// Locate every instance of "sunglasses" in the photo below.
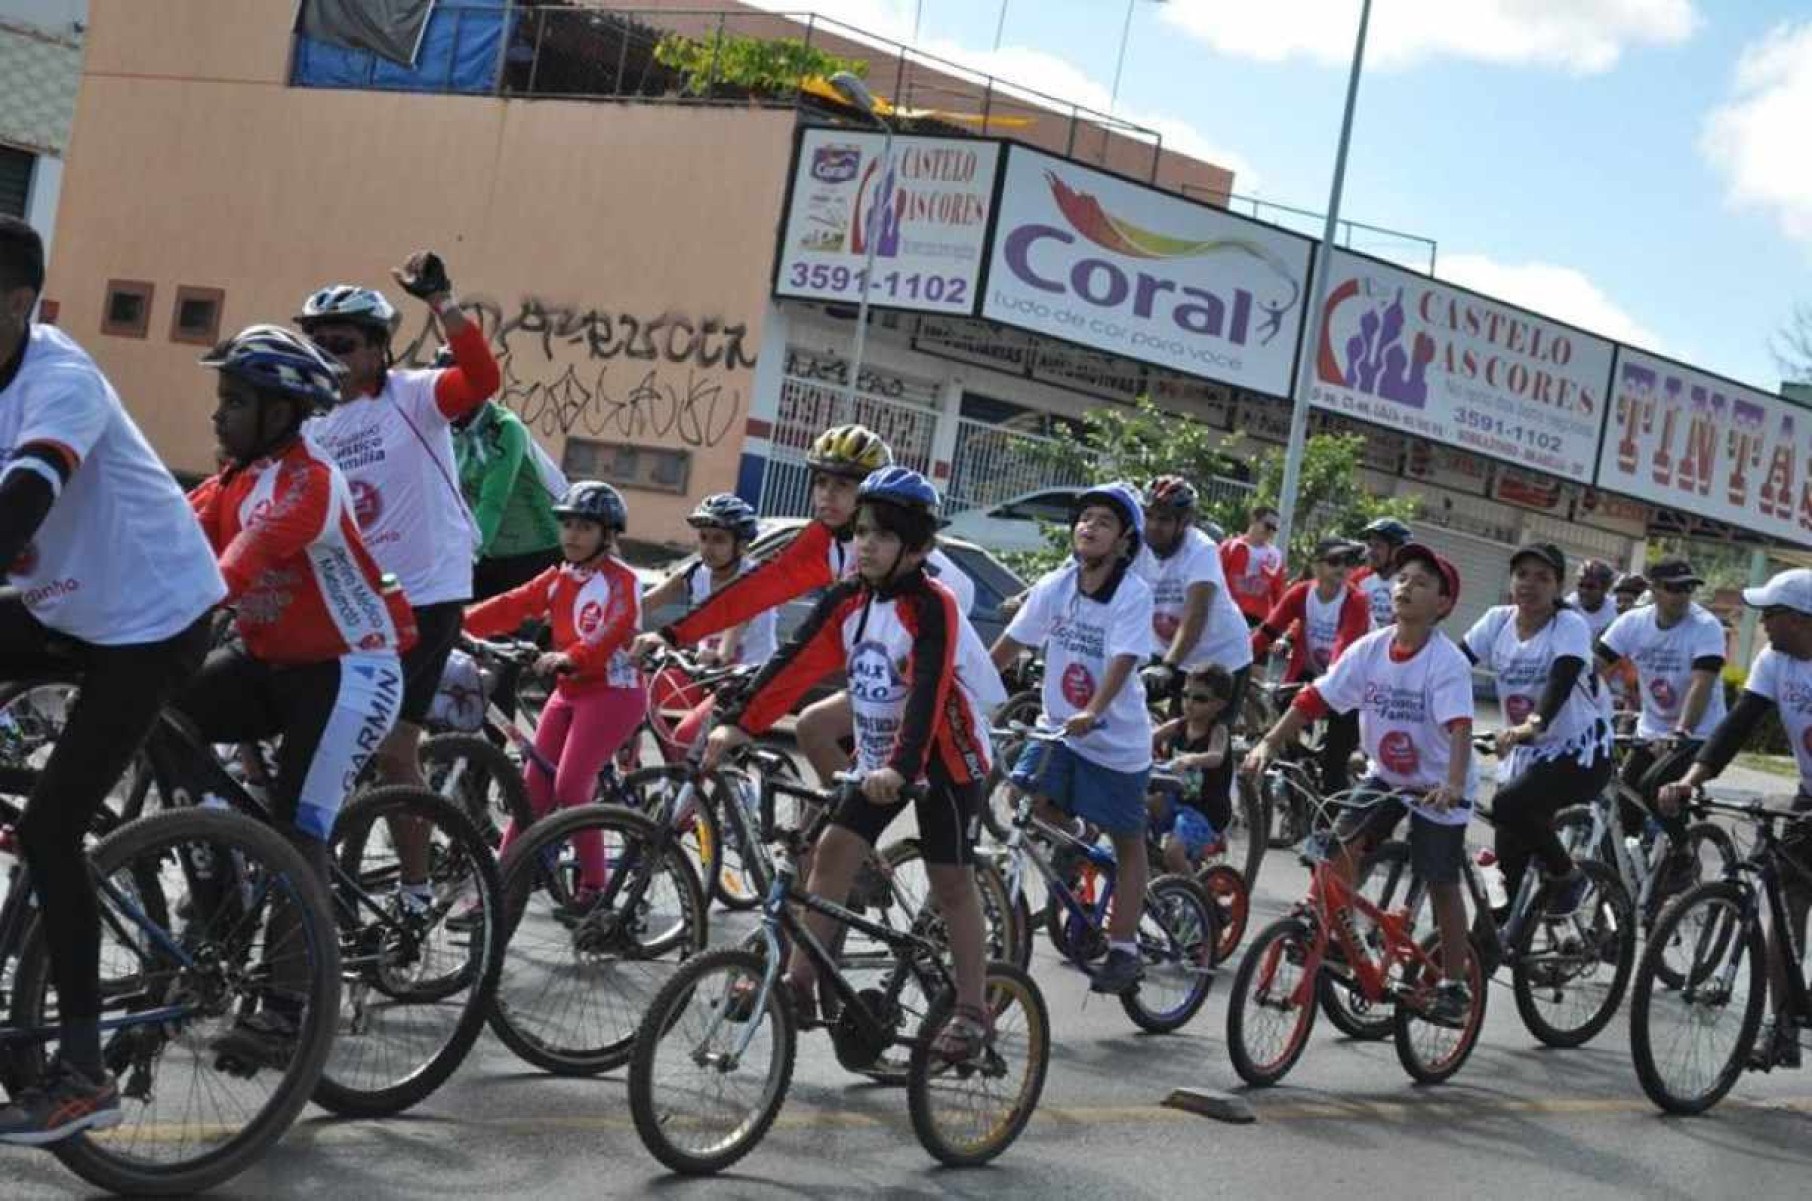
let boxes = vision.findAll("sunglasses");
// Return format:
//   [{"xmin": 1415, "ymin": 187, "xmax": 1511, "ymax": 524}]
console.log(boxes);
[
  {"xmin": 312, "ymin": 333, "xmax": 367, "ymax": 356},
  {"xmin": 1762, "ymin": 605, "xmax": 1802, "ymax": 620},
  {"xmin": 1657, "ymin": 581, "xmax": 1696, "ymax": 595},
  {"xmin": 1184, "ymin": 692, "xmax": 1221, "ymax": 703},
  {"xmin": 1261, "ymin": 521, "xmax": 1279, "ymax": 532}
]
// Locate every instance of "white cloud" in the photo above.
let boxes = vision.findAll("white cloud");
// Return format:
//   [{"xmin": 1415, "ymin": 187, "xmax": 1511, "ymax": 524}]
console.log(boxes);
[
  {"xmin": 1160, "ymin": 0, "xmax": 1698, "ymax": 74},
  {"xmin": 1702, "ymin": 21, "xmax": 1812, "ymax": 250},
  {"xmin": 1437, "ymin": 253, "xmax": 1665, "ymax": 351}
]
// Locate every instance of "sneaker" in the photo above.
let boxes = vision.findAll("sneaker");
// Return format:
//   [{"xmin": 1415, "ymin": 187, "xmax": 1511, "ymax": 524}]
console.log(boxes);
[
  {"xmin": 1748, "ymin": 1018, "xmax": 1803, "ymax": 1072},
  {"xmin": 1424, "ymin": 980, "xmax": 1473, "ymax": 1028},
  {"xmin": 1090, "ymin": 948, "xmax": 1144, "ymax": 995},
  {"xmin": 0, "ymin": 1059, "xmax": 121, "ymax": 1146},
  {"xmin": 210, "ymin": 1011, "xmax": 300, "ymax": 1077},
  {"xmin": 1544, "ymin": 869, "xmax": 1591, "ymax": 917},
  {"xmin": 393, "ymin": 886, "xmax": 435, "ymax": 921}
]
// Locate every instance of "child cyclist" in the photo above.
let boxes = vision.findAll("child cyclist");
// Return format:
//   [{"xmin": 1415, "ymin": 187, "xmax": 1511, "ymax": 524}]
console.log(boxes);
[
  {"xmin": 1149, "ymin": 665, "xmax": 1236, "ymax": 876},
  {"xmin": 702, "ymin": 467, "xmax": 998, "ymax": 1060},
  {"xmin": 990, "ymin": 482, "xmax": 1155, "ymax": 996},
  {"xmin": 463, "ymin": 481, "xmax": 643, "ymax": 905},
  {"xmin": 1242, "ymin": 543, "xmax": 1478, "ymax": 1026}
]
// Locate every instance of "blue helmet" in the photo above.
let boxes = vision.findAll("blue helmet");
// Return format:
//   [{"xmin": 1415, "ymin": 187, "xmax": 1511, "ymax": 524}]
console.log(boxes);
[
  {"xmin": 1075, "ymin": 481, "xmax": 1145, "ymax": 556},
  {"xmin": 857, "ymin": 465, "xmax": 940, "ymax": 516},
  {"xmin": 687, "ymin": 492, "xmax": 760, "ymax": 543},
  {"xmin": 200, "ymin": 324, "xmax": 347, "ymax": 413},
  {"xmin": 1360, "ymin": 516, "xmax": 1412, "ymax": 546},
  {"xmin": 552, "ymin": 480, "xmax": 627, "ymax": 530}
]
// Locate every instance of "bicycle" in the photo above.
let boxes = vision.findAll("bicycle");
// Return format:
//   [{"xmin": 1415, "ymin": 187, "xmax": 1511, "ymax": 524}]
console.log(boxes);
[
  {"xmin": 1226, "ymin": 787, "xmax": 1488, "ymax": 1086},
  {"xmin": 627, "ymin": 773, "xmax": 1050, "ymax": 1175},
  {"xmin": 1145, "ymin": 759, "xmax": 1251, "ymax": 963},
  {"xmin": 1628, "ymin": 790, "xmax": 1810, "ymax": 1114},
  {"xmin": 0, "ymin": 770, "xmax": 339, "ymax": 1193},
  {"xmin": 997, "ymin": 724, "xmax": 1219, "ymax": 1033}
]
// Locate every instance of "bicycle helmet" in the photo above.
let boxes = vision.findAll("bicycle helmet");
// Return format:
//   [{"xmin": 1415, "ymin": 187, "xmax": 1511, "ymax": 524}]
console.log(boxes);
[
  {"xmin": 1074, "ymin": 481, "xmax": 1145, "ymax": 556},
  {"xmin": 1578, "ymin": 559, "xmax": 1616, "ymax": 588},
  {"xmin": 857, "ymin": 465, "xmax": 940, "ymax": 514},
  {"xmin": 686, "ymin": 493, "xmax": 760, "ymax": 543},
  {"xmin": 200, "ymin": 324, "xmax": 347, "ymax": 413},
  {"xmin": 551, "ymin": 480, "xmax": 628, "ymax": 531},
  {"xmin": 296, "ymin": 284, "xmax": 401, "ymax": 338},
  {"xmin": 1613, "ymin": 572, "xmax": 1648, "ymax": 596},
  {"xmin": 806, "ymin": 424, "xmax": 893, "ymax": 480},
  {"xmin": 1142, "ymin": 474, "xmax": 1198, "ymax": 513},
  {"xmin": 1359, "ymin": 516, "xmax": 1413, "ymax": 546}
]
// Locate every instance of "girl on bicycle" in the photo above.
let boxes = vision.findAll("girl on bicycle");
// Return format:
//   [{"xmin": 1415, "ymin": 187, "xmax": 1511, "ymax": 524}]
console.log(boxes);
[
  {"xmin": 1148, "ymin": 665, "xmax": 1235, "ymax": 876},
  {"xmin": 463, "ymin": 480, "xmax": 643, "ymax": 902}
]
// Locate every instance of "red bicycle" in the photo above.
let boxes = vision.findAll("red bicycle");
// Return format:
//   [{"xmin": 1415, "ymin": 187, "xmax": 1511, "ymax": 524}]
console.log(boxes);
[{"xmin": 1226, "ymin": 789, "xmax": 1488, "ymax": 1086}]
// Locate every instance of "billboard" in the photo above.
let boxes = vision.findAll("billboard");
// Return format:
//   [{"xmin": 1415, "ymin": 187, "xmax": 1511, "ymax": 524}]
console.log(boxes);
[
  {"xmin": 981, "ymin": 146, "xmax": 1312, "ymax": 397},
  {"xmin": 1595, "ymin": 348, "xmax": 1812, "ymax": 547},
  {"xmin": 1306, "ymin": 249, "xmax": 1615, "ymax": 483},
  {"xmin": 773, "ymin": 128, "xmax": 1000, "ymax": 315}
]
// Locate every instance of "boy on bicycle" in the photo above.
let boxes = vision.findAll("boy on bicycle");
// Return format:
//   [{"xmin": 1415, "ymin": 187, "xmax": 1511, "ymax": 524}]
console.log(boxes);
[
  {"xmin": 1243, "ymin": 543, "xmax": 1477, "ymax": 1025},
  {"xmin": 703, "ymin": 468, "xmax": 997, "ymax": 1060},
  {"xmin": 990, "ymin": 483, "xmax": 1155, "ymax": 995},
  {"xmin": 1148, "ymin": 665, "xmax": 1235, "ymax": 876}
]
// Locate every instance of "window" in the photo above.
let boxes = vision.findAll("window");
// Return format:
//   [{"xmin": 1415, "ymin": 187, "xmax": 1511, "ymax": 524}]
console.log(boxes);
[
  {"xmin": 169, "ymin": 286, "xmax": 224, "ymax": 346},
  {"xmin": 0, "ymin": 146, "xmax": 32, "ymax": 219},
  {"xmin": 561, "ymin": 437, "xmax": 691, "ymax": 495},
  {"xmin": 998, "ymin": 488, "xmax": 1083, "ymax": 523},
  {"xmin": 101, "ymin": 280, "xmax": 154, "ymax": 339}
]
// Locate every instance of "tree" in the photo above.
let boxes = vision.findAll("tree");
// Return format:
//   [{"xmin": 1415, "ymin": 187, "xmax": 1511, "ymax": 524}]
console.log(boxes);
[
  {"xmin": 1774, "ymin": 303, "xmax": 1812, "ymax": 386},
  {"xmin": 652, "ymin": 33, "xmax": 866, "ymax": 99}
]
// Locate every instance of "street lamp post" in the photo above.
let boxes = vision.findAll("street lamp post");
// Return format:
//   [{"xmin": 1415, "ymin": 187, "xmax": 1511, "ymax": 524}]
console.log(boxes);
[
  {"xmin": 1274, "ymin": 0, "xmax": 1374, "ymax": 552},
  {"xmin": 829, "ymin": 71, "xmax": 893, "ymax": 417}
]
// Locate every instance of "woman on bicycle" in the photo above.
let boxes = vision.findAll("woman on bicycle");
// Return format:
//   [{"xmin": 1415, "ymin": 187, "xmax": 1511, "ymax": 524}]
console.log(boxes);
[{"xmin": 1461, "ymin": 542, "xmax": 1613, "ymax": 913}]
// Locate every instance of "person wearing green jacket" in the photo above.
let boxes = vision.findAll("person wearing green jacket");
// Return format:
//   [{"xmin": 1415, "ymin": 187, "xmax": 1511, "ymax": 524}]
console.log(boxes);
[{"xmin": 453, "ymin": 400, "xmax": 563, "ymax": 599}]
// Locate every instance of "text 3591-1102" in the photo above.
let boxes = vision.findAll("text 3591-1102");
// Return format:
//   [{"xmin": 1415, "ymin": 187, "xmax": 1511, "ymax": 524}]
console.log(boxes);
[{"xmin": 786, "ymin": 262, "xmax": 969, "ymax": 306}]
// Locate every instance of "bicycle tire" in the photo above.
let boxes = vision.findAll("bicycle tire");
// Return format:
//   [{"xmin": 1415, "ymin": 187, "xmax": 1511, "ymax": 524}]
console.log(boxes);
[
  {"xmin": 1227, "ymin": 916, "xmax": 1319, "ymax": 1086},
  {"xmin": 11, "ymin": 807, "xmax": 339, "ymax": 1196},
  {"xmin": 879, "ymin": 838, "xmax": 1027, "ymax": 971},
  {"xmin": 1121, "ymin": 873, "xmax": 1218, "ymax": 1033},
  {"xmin": 979, "ymin": 690, "xmax": 1042, "ymax": 840},
  {"xmin": 314, "ymin": 785, "xmax": 505, "ymax": 1118},
  {"xmin": 1629, "ymin": 880, "xmax": 1766, "ymax": 1114},
  {"xmin": 1510, "ymin": 861, "xmax": 1635, "ymax": 1049},
  {"xmin": 1392, "ymin": 932, "xmax": 1487, "ymax": 1084},
  {"xmin": 1319, "ymin": 840, "xmax": 1415, "ymax": 1041},
  {"xmin": 628, "ymin": 946, "xmax": 797, "ymax": 1176},
  {"xmin": 1225, "ymin": 773, "xmax": 1268, "ymax": 891},
  {"xmin": 419, "ymin": 732, "xmax": 532, "ymax": 849},
  {"xmin": 908, "ymin": 961, "xmax": 1050, "ymax": 1167}
]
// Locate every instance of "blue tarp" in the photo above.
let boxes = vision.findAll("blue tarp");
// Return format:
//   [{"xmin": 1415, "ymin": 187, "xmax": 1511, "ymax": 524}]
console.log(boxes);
[{"xmin": 292, "ymin": 1, "xmax": 511, "ymax": 95}]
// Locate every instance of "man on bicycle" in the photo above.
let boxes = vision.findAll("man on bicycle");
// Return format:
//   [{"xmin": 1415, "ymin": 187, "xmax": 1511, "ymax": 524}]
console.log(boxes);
[
  {"xmin": 991, "ymin": 483, "xmax": 1155, "ymax": 994},
  {"xmin": 1349, "ymin": 517, "xmax": 1413, "ymax": 628},
  {"xmin": 703, "ymin": 468, "xmax": 996, "ymax": 1059},
  {"xmin": 1134, "ymin": 475, "xmax": 1253, "ymax": 721},
  {"xmin": 0, "ymin": 217, "xmax": 225, "ymax": 1143},
  {"xmin": 1660, "ymin": 567, "xmax": 1812, "ymax": 1071},
  {"xmin": 1219, "ymin": 503, "xmax": 1285, "ymax": 628},
  {"xmin": 1243, "ymin": 543, "xmax": 1477, "ymax": 1024},
  {"xmin": 1567, "ymin": 558, "xmax": 1619, "ymax": 641}
]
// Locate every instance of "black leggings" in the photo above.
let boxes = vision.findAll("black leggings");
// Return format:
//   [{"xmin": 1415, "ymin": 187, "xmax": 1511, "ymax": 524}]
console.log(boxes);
[
  {"xmin": 1618, "ymin": 739, "xmax": 1701, "ymax": 846},
  {"xmin": 3, "ymin": 599, "xmax": 210, "ymax": 1045},
  {"xmin": 1319, "ymin": 710, "xmax": 1360, "ymax": 797},
  {"xmin": 1493, "ymin": 750, "xmax": 1614, "ymax": 899}
]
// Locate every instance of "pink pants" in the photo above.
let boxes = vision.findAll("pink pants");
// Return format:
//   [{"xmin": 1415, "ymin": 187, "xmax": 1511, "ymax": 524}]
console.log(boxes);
[{"xmin": 501, "ymin": 683, "xmax": 647, "ymax": 891}]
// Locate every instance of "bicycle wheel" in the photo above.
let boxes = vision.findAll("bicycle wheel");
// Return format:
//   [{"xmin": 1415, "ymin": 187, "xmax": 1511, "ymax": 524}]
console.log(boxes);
[
  {"xmin": 1263, "ymin": 772, "xmax": 1309, "ymax": 849},
  {"xmin": 1629, "ymin": 881, "xmax": 1766, "ymax": 1114},
  {"xmin": 1320, "ymin": 840, "xmax": 1415, "ymax": 1041},
  {"xmin": 879, "ymin": 839, "xmax": 1027, "ymax": 971},
  {"xmin": 489, "ymin": 803, "xmax": 708, "ymax": 1075},
  {"xmin": 908, "ymin": 962, "xmax": 1050, "ymax": 1167},
  {"xmin": 628, "ymin": 947, "xmax": 797, "ymax": 1176},
  {"xmin": 1510, "ymin": 861, "xmax": 1635, "ymax": 1048},
  {"xmin": 9, "ymin": 808, "xmax": 338, "ymax": 1196},
  {"xmin": 1392, "ymin": 933, "xmax": 1487, "ymax": 1084},
  {"xmin": 315, "ymin": 786, "xmax": 504, "ymax": 1117},
  {"xmin": 1218, "ymin": 774, "xmax": 1268, "ymax": 891},
  {"xmin": 0, "ymin": 678, "xmax": 151, "ymax": 831},
  {"xmin": 618, "ymin": 764, "xmax": 728, "ymax": 910},
  {"xmin": 1122, "ymin": 874, "xmax": 1218, "ymax": 1033},
  {"xmin": 1226, "ymin": 916, "xmax": 1319, "ymax": 1086},
  {"xmin": 1199, "ymin": 864, "xmax": 1249, "ymax": 964},
  {"xmin": 419, "ymin": 732, "xmax": 531, "ymax": 849}
]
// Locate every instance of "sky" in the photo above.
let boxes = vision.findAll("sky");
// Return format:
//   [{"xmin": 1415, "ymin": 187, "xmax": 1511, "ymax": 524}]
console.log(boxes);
[{"xmin": 749, "ymin": 0, "xmax": 1812, "ymax": 395}]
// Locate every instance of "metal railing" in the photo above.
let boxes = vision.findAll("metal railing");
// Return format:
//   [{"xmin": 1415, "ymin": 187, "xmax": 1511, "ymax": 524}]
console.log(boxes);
[
  {"xmin": 1216, "ymin": 191, "xmax": 1439, "ymax": 275},
  {"xmin": 945, "ymin": 420, "xmax": 1085, "ymax": 517}
]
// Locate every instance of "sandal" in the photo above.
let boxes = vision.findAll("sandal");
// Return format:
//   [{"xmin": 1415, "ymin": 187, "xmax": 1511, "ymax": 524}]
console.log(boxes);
[{"xmin": 929, "ymin": 1003, "xmax": 993, "ymax": 1065}]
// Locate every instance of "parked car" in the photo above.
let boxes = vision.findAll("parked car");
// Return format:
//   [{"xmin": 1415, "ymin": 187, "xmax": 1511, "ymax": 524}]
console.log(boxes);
[{"xmin": 944, "ymin": 485, "xmax": 1226, "ymax": 555}]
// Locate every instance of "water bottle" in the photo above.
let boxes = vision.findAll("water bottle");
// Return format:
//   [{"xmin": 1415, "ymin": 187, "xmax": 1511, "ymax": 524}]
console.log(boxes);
[{"xmin": 1475, "ymin": 847, "xmax": 1507, "ymax": 911}]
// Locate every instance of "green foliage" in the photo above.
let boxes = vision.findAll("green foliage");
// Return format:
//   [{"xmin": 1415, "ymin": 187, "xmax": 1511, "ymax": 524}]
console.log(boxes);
[
  {"xmin": 652, "ymin": 32, "xmax": 866, "ymax": 98},
  {"xmin": 1648, "ymin": 537, "xmax": 1764, "ymax": 593},
  {"xmin": 1723, "ymin": 662, "xmax": 1790, "ymax": 755},
  {"xmin": 1229, "ymin": 432, "xmax": 1419, "ymax": 568}
]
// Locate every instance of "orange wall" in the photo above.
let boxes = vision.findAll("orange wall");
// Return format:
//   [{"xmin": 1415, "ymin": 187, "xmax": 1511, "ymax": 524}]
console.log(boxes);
[{"xmin": 52, "ymin": 0, "xmax": 793, "ymax": 541}]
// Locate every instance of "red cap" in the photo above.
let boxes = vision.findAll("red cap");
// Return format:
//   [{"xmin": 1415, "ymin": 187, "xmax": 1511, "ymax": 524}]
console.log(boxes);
[{"xmin": 1394, "ymin": 542, "xmax": 1461, "ymax": 607}]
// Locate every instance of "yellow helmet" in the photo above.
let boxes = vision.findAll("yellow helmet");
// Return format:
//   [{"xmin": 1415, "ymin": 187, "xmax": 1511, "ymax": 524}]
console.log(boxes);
[{"xmin": 806, "ymin": 423, "xmax": 892, "ymax": 479}]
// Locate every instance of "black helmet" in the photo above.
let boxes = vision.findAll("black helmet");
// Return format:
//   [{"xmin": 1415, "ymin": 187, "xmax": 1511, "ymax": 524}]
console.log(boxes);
[
  {"xmin": 686, "ymin": 493, "xmax": 760, "ymax": 543},
  {"xmin": 552, "ymin": 480, "xmax": 627, "ymax": 531},
  {"xmin": 1360, "ymin": 517, "xmax": 1412, "ymax": 546}
]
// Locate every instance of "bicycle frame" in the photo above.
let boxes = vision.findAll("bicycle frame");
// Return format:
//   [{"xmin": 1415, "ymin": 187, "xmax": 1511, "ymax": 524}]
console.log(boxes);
[
  {"xmin": 1681, "ymin": 807, "xmax": 1811, "ymax": 1021},
  {"xmin": 1290, "ymin": 861, "xmax": 1437, "ymax": 1008}
]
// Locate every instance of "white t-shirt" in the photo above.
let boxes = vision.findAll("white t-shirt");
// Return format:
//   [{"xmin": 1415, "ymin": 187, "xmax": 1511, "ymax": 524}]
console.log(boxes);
[
  {"xmin": 1314, "ymin": 627, "xmax": 1478, "ymax": 826},
  {"xmin": 1303, "ymin": 586, "xmax": 1362, "ymax": 673},
  {"xmin": 1464, "ymin": 606, "xmax": 1610, "ymax": 774},
  {"xmin": 1567, "ymin": 592, "xmax": 1618, "ymax": 641},
  {"xmin": 1356, "ymin": 568, "xmax": 1396, "ymax": 627},
  {"xmin": 687, "ymin": 560, "xmax": 778, "ymax": 666},
  {"xmin": 305, "ymin": 369, "xmax": 477, "ymax": 607},
  {"xmin": 1600, "ymin": 604, "xmax": 1728, "ymax": 739},
  {"xmin": 0, "ymin": 326, "xmax": 224, "ymax": 643},
  {"xmin": 1005, "ymin": 559, "xmax": 1153, "ymax": 772},
  {"xmin": 1744, "ymin": 647, "xmax": 1812, "ymax": 788},
  {"xmin": 1131, "ymin": 527, "xmax": 1252, "ymax": 672}
]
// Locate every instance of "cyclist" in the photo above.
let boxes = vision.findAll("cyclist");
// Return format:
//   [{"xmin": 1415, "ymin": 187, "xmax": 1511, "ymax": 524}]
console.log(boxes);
[
  {"xmin": 0, "ymin": 216, "xmax": 224, "ymax": 1143},
  {"xmin": 463, "ymin": 482, "xmax": 643, "ymax": 903},
  {"xmin": 1567, "ymin": 558, "xmax": 1619, "ymax": 641},
  {"xmin": 640, "ymin": 492, "xmax": 775, "ymax": 670},
  {"xmin": 702, "ymin": 468, "xmax": 996, "ymax": 1059},
  {"xmin": 1660, "ymin": 568, "xmax": 1812, "ymax": 1070},
  {"xmin": 173, "ymin": 325, "xmax": 416, "ymax": 1068},
  {"xmin": 1605, "ymin": 572, "xmax": 1650, "ymax": 716},
  {"xmin": 990, "ymin": 482, "xmax": 1155, "ymax": 995},
  {"xmin": 297, "ymin": 252, "xmax": 499, "ymax": 805},
  {"xmin": 1149, "ymin": 665, "xmax": 1236, "ymax": 876},
  {"xmin": 1596, "ymin": 556, "xmax": 1726, "ymax": 878},
  {"xmin": 1135, "ymin": 475, "xmax": 1253, "ymax": 721},
  {"xmin": 1243, "ymin": 543, "xmax": 1476, "ymax": 1024},
  {"xmin": 1220, "ymin": 503, "xmax": 1285, "ymax": 628},
  {"xmin": 1612, "ymin": 572, "xmax": 1649, "ymax": 614},
  {"xmin": 1249, "ymin": 536, "xmax": 1371, "ymax": 795},
  {"xmin": 1460, "ymin": 543, "xmax": 1613, "ymax": 913},
  {"xmin": 1349, "ymin": 516, "xmax": 1413, "ymax": 628},
  {"xmin": 453, "ymin": 396, "xmax": 563, "ymax": 600}
]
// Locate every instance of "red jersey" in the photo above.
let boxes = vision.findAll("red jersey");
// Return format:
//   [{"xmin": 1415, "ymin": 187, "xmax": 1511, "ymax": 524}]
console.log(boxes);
[
  {"xmin": 1251, "ymin": 579, "xmax": 1371, "ymax": 683},
  {"xmin": 1220, "ymin": 535, "xmax": 1285, "ymax": 621},
  {"xmin": 465, "ymin": 556, "xmax": 642, "ymax": 694},
  {"xmin": 666, "ymin": 520, "xmax": 840, "ymax": 648},
  {"xmin": 188, "ymin": 436, "xmax": 417, "ymax": 665}
]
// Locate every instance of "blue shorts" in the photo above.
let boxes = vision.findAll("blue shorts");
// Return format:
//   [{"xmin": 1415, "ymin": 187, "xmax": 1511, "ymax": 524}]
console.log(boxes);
[
  {"xmin": 1152, "ymin": 796, "xmax": 1219, "ymax": 860},
  {"xmin": 1010, "ymin": 740, "xmax": 1149, "ymax": 838}
]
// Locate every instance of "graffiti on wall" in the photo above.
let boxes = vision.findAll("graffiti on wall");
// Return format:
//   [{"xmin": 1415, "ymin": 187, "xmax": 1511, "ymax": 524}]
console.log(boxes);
[{"xmin": 399, "ymin": 295, "xmax": 756, "ymax": 448}]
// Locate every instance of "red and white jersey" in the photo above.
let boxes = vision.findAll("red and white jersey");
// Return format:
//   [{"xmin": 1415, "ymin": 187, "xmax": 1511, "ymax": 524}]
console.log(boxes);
[
  {"xmin": 1220, "ymin": 535, "xmax": 1285, "ymax": 622},
  {"xmin": 465, "ymin": 555, "xmax": 643, "ymax": 693},
  {"xmin": 189, "ymin": 436, "xmax": 417, "ymax": 665},
  {"xmin": 0, "ymin": 325, "xmax": 224, "ymax": 643},
  {"xmin": 304, "ymin": 323, "xmax": 498, "ymax": 607}
]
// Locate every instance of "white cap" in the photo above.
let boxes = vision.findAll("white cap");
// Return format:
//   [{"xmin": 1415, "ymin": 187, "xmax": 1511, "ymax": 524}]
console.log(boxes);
[{"xmin": 1743, "ymin": 567, "xmax": 1812, "ymax": 615}]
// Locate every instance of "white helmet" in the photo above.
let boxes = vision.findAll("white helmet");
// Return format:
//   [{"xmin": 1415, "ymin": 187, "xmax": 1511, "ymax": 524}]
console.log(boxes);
[{"xmin": 296, "ymin": 284, "xmax": 400, "ymax": 338}]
